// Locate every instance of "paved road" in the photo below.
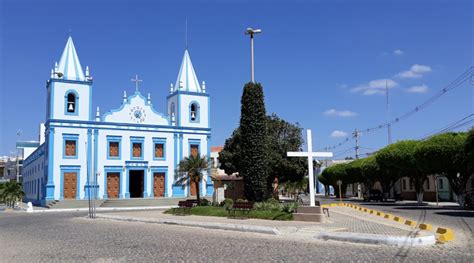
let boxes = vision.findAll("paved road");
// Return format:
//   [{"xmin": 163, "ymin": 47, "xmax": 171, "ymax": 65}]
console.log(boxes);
[{"xmin": 1, "ymin": 212, "xmax": 472, "ymax": 262}]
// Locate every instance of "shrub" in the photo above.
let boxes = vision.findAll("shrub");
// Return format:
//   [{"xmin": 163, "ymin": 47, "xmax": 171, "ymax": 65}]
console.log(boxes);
[
  {"xmin": 282, "ymin": 202, "xmax": 298, "ymax": 213},
  {"xmin": 254, "ymin": 198, "xmax": 283, "ymax": 211},
  {"xmin": 199, "ymin": 199, "xmax": 210, "ymax": 206},
  {"xmin": 221, "ymin": 198, "xmax": 234, "ymax": 210}
]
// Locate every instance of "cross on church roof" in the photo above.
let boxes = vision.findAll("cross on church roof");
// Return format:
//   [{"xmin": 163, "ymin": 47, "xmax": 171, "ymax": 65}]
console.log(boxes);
[{"xmin": 131, "ymin": 74, "xmax": 143, "ymax": 92}]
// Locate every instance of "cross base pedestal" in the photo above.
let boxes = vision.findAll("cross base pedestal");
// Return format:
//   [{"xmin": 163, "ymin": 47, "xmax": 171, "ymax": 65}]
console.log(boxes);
[{"xmin": 293, "ymin": 206, "xmax": 325, "ymax": 222}]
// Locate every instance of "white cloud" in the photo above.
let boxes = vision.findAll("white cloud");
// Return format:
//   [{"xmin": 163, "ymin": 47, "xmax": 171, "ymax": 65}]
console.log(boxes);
[
  {"xmin": 324, "ymin": 109, "xmax": 358, "ymax": 117},
  {"xmin": 351, "ymin": 78, "xmax": 398, "ymax": 95},
  {"xmin": 405, "ymin": 84, "xmax": 429, "ymax": 93},
  {"xmin": 393, "ymin": 49, "xmax": 404, "ymax": 55},
  {"xmin": 330, "ymin": 130, "xmax": 348, "ymax": 138},
  {"xmin": 397, "ymin": 64, "xmax": 432, "ymax": 78}
]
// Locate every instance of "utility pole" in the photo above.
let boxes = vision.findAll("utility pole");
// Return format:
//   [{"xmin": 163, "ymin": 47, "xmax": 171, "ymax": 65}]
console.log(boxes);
[
  {"xmin": 244, "ymin": 28, "xmax": 262, "ymax": 83},
  {"xmin": 353, "ymin": 128, "xmax": 360, "ymax": 159},
  {"xmin": 16, "ymin": 130, "xmax": 21, "ymax": 182},
  {"xmin": 386, "ymin": 80, "xmax": 392, "ymax": 145}
]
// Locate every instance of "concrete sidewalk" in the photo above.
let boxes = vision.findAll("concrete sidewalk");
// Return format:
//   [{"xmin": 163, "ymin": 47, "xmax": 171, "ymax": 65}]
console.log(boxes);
[{"xmin": 96, "ymin": 207, "xmax": 436, "ymax": 246}]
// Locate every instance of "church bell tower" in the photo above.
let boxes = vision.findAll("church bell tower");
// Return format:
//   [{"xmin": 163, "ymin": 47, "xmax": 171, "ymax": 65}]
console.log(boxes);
[
  {"xmin": 166, "ymin": 49, "xmax": 209, "ymax": 129},
  {"xmin": 46, "ymin": 36, "xmax": 93, "ymax": 122}
]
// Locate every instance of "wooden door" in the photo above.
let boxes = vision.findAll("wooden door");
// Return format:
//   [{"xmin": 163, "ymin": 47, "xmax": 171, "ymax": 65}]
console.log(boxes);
[
  {"xmin": 63, "ymin": 172, "xmax": 77, "ymax": 199},
  {"xmin": 107, "ymin": 173, "xmax": 120, "ymax": 198},
  {"xmin": 190, "ymin": 145, "xmax": 199, "ymax": 157},
  {"xmin": 153, "ymin": 173, "xmax": 165, "ymax": 197},
  {"xmin": 189, "ymin": 144, "xmax": 199, "ymax": 196}
]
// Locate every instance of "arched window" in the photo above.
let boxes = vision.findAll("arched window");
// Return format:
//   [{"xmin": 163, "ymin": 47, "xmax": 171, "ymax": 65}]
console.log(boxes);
[
  {"xmin": 189, "ymin": 102, "xmax": 199, "ymax": 123},
  {"xmin": 65, "ymin": 91, "xmax": 78, "ymax": 115},
  {"xmin": 169, "ymin": 103, "xmax": 176, "ymax": 123}
]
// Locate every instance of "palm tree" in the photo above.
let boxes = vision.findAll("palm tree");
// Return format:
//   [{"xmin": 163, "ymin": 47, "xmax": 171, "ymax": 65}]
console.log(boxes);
[
  {"xmin": 175, "ymin": 155, "xmax": 210, "ymax": 204},
  {"xmin": 0, "ymin": 181, "xmax": 24, "ymax": 207}
]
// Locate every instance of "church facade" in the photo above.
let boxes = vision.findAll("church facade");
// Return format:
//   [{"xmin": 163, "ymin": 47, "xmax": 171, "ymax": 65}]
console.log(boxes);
[{"xmin": 22, "ymin": 37, "xmax": 213, "ymax": 206}]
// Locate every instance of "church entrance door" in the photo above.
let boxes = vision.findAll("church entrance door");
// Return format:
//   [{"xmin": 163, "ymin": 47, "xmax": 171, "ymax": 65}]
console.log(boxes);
[
  {"xmin": 153, "ymin": 172, "xmax": 165, "ymax": 197},
  {"xmin": 63, "ymin": 172, "xmax": 77, "ymax": 199},
  {"xmin": 129, "ymin": 170, "xmax": 144, "ymax": 198},
  {"xmin": 107, "ymin": 173, "xmax": 120, "ymax": 198}
]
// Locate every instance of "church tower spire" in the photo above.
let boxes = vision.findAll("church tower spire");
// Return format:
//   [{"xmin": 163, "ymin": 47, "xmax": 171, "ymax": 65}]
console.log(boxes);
[
  {"xmin": 56, "ymin": 36, "xmax": 85, "ymax": 81},
  {"xmin": 173, "ymin": 50, "xmax": 202, "ymax": 92}
]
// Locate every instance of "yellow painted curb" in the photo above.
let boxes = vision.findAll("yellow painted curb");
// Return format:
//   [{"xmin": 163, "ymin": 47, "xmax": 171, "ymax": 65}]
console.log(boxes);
[
  {"xmin": 436, "ymin": 228, "xmax": 454, "ymax": 242},
  {"xmin": 419, "ymin": 223, "xmax": 433, "ymax": 231},
  {"xmin": 405, "ymin": 220, "xmax": 416, "ymax": 227},
  {"xmin": 376, "ymin": 211, "xmax": 385, "ymax": 217},
  {"xmin": 358, "ymin": 207, "xmax": 363, "ymax": 211},
  {"xmin": 384, "ymin": 214, "xmax": 394, "ymax": 220},
  {"xmin": 369, "ymin": 210, "xmax": 375, "ymax": 214},
  {"xmin": 393, "ymin": 216, "xmax": 405, "ymax": 223},
  {"xmin": 363, "ymin": 208, "xmax": 368, "ymax": 212}
]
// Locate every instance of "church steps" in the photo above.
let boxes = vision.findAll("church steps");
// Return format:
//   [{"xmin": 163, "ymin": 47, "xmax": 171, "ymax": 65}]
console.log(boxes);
[{"xmin": 100, "ymin": 197, "xmax": 190, "ymax": 207}]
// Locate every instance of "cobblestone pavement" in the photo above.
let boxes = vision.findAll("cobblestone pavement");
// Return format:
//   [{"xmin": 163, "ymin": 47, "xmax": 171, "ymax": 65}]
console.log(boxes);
[{"xmin": 1, "ymin": 212, "xmax": 472, "ymax": 262}]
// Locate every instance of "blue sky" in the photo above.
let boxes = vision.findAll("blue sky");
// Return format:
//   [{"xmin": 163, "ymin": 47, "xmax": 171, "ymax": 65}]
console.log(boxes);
[{"xmin": 1, "ymin": 0, "xmax": 473, "ymax": 158}]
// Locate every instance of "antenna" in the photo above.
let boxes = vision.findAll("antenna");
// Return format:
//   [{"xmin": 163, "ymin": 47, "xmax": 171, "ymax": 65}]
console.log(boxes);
[
  {"xmin": 386, "ymin": 80, "xmax": 392, "ymax": 145},
  {"xmin": 185, "ymin": 19, "xmax": 188, "ymax": 49}
]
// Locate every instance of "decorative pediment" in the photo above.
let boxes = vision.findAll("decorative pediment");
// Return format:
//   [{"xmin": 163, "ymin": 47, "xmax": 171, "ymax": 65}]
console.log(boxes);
[{"xmin": 103, "ymin": 92, "xmax": 169, "ymax": 125}]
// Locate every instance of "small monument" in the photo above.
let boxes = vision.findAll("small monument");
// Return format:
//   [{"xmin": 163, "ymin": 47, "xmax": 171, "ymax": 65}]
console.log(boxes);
[{"xmin": 287, "ymin": 129, "xmax": 333, "ymax": 222}]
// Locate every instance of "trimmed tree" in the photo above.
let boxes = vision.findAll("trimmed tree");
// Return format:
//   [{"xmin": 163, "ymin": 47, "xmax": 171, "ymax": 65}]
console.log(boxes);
[
  {"xmin": 360, "ymin": 156, "xmax": 381, "ymax": 193},
  {"xmin": 218, "ymin": 113, "xmax": 307, "ymax": 200},
  {"xmin": 320, "ymin": 163, "xmax": 350, "ymax": 198},
  {"xmin": 414, "ymin": 132, "xmax": 469, "ymax": 207},
  {"xmin": 465, "ymin": 127, "xmax": 474, "ymax": 171},
  {"xmin": 239, "ymin": 82, "xmax": 269, "ymax": 201},
  {"xmin": 376, "ymin": 141, "xmax": 422, "ymax": 204}
]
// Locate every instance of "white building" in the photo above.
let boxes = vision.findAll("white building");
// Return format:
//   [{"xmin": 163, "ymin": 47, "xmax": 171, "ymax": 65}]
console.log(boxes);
[{"xmin": 22, "ymin": 36, "xmax": 213, "ymax": 206}]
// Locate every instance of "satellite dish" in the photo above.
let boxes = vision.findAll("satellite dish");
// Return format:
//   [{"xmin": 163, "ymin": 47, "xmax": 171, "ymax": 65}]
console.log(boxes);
[{"xmin": 56, "ymin": 72, "xmax": 63, "ymax": 78}]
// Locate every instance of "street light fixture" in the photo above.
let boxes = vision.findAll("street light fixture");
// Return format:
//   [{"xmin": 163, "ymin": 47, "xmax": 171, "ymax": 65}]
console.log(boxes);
[{"xmin": 244, "ymin": 27, "xmax": 262, "ymax": 83}]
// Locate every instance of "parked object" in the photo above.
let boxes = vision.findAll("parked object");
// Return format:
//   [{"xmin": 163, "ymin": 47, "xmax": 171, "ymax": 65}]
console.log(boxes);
[
  {"xmin": 465, "ymin": 192, "xmax": 474, "ymax": 209},
  {"xmin": 363, "ymin": 189, "xmax": 384, "ymax": 202},
  {"xmin": 227, "ymin": 202, "xmax": 254, "ymax": 218}
]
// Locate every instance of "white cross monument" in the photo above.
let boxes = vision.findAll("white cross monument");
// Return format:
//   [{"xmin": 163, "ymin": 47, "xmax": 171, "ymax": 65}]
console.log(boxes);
[{"xmin": 287, "ymin": 129, "xmax": 333, "ymax": 207}]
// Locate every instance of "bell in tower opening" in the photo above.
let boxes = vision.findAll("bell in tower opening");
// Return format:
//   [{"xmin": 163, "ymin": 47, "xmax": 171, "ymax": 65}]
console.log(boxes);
[{"xmin": 67, "ymin": 93, "xmax": 76, "ymax": 113}]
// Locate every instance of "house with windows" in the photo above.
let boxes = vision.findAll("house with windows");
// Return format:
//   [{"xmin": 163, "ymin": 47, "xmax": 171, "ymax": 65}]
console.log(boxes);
[{"xmin": 22, "ymin": 36, "xmax": 212, "ymax": 206}]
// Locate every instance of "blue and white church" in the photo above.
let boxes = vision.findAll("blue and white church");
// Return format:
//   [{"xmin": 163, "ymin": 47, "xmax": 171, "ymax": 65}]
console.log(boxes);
[{"xmin": 22, "ymin": 37, "xmax": 213, "ymax": 206}]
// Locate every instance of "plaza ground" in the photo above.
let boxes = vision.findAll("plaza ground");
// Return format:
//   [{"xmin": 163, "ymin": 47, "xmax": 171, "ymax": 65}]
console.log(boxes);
[{"xmin": 1, "ymin": 204, "xmax": 473, "ymax": 262}]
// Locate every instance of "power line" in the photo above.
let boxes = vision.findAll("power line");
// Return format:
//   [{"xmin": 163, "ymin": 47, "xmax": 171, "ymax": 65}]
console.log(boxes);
[
  {"xmin": 319, "ymin": 66, "xmax": 474, "ymax": 151},
  {"xmin": 419, "ymin": 113, "xmax": 474, "ymax": 140}
]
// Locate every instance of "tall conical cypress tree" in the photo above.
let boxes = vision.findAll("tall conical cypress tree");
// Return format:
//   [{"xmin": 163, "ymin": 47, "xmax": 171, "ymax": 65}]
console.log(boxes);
[{"xmin": 239, "ymin": 82, "xmax": 269, "ymax": 201}]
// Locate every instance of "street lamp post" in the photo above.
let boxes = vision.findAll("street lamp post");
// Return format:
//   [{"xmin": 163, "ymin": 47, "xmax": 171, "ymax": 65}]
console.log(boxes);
[{"xmin": 244, "ymin": 27, "xmax": 262, "ymax": 83}]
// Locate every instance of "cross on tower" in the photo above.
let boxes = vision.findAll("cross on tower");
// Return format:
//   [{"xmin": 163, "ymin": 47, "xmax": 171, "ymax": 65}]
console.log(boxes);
[
  {"xmin": 287, "ymin": 129, "xmax": 333, "ymax": 207},
  {"xmin": 131, "ymin": 74, "xmax": 143, "ymax": 92}
]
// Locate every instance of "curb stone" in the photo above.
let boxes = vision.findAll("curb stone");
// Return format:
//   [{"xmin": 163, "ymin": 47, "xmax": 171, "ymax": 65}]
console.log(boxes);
[
  {"xmin": 96, "ymin": 214, "xmax": 282, "ymax": 235},
  {"xmin": 314, "ymin": 231, "xmax": 436, "ymax": 247}
]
